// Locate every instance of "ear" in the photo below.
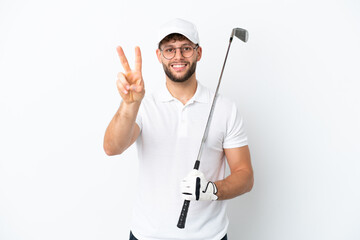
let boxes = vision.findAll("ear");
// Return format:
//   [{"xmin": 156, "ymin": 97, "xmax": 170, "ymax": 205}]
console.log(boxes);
[
  {"xmin": 196, "ymin": 46, "xmax": 202, "ymax": 62},
  {"xmin": 156, "ymin": 48, "xmax": 162, "ymax": 63}
]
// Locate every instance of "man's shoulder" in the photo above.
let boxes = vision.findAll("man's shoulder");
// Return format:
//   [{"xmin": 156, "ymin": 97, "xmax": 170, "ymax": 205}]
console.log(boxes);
[
  {"xmin": 212, "ymin": 92, "xmax": 237, "ymax": 115},
  {"xmin": 141, "ymin": 92, "xmax": 156, "ymax": 102},
  {"xmin": 141, "ymin": 84, "xmax": 171, "ymax": 104},
  {"xmin": 138, "ymin": 90, "xmax": 164, "ymax": 113},
  {"xmin": 199, "ymin": 82, "xmax": 236, "ymax": 106},
  {"xmin": 217, "ymin": 93, "xmax": 236, "ymax": 106}
]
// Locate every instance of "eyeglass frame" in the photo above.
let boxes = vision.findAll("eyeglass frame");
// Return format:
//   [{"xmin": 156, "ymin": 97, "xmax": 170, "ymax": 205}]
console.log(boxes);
[{"xmin": 159, "ymin": 44, "xmax": 199, "ymax": 60}]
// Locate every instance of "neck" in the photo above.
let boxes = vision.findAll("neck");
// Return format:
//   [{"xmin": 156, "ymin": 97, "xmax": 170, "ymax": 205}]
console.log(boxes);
[{"xmin": 166, "ymin": 75, "xmax": 197, "ymax": 105}]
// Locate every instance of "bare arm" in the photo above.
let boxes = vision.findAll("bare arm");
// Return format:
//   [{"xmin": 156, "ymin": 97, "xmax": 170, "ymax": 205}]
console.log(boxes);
[
  {"xmin": 103, "ymin": 102, "xmax": 141, "ymax": 155},
  {"xmin": 215, "ymin": 145, "xmax": 254, "ymax": 200},
  {"xmin": 103, "ymin": 46, "xmax": 144, "ymax": 156}
]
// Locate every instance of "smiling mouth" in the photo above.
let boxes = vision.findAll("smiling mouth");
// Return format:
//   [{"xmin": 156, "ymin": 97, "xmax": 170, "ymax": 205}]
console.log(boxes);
[{"xmin": 171, "ymin": 63, "xmax": 188, "ymax": 71}]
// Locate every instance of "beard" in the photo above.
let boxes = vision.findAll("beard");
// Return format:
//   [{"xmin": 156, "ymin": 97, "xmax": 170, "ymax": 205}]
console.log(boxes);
[{"xmin": 162, "ymin": 61, "xmax": 197, "ymax": 83}]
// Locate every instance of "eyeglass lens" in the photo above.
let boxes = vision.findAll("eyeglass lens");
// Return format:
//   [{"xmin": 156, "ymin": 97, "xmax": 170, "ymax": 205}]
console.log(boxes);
[{"xmin": 162, "ymin": 45, "xmax": 197, "ymax": 59}]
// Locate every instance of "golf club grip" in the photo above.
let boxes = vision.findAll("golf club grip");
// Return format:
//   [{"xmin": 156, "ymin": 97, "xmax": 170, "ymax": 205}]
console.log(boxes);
[
  {"xmin": 177, "ymin": 200, "xmax": 190, "ymax": 229},
  {"xmin": 177, "ymin": 160, "xmax": 199, "ymax": 229}
]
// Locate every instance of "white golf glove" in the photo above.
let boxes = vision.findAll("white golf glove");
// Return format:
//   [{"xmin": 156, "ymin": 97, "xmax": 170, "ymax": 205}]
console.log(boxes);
[{"xmin": 181, "ymin": 169, "xmax": 218, "ymax": 201}]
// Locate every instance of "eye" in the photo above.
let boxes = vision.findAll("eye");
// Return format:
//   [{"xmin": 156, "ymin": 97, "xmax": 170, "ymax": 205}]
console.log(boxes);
[
  {"xmin": 183, "ymin": 46, "xmax": 192, "ymax": 52},
  {"xmin": 164, "ymin": 48, "xmax": 174, "ymax": 53}
]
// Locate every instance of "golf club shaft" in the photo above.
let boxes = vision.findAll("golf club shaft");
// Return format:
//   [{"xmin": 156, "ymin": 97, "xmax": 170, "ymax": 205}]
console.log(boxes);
[{"xmin": 177, "ymin": 36, "xmax": 234, "ymax": 229}]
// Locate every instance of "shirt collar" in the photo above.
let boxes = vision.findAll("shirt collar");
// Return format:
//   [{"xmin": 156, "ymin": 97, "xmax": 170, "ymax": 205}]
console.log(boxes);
[{"xmin": 158, "ymin": 81, "xmax": 210, "ymax": 104}]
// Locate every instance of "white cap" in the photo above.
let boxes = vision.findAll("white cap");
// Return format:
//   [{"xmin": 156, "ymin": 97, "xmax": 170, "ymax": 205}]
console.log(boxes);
[{"xmin": 158, "ymin": 18, "xmax": 199, "ymax": 45}]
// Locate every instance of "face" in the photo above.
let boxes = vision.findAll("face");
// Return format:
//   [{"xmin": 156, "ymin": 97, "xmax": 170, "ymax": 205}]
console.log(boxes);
[{"xmin": 156, "ymin": 39, "xmax": 202, "ymax": 83}]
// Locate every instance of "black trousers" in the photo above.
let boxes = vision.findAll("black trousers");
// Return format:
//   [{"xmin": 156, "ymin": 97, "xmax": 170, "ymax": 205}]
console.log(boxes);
[{"xmin": 130, "ymin": 231, "xmax": 228, "ymax": 240}]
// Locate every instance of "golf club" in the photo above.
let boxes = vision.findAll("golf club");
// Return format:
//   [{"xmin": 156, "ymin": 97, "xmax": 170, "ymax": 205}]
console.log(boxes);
[{"xmin": 177, "ymin": 27, "xmax": 249, "ymax": 229}]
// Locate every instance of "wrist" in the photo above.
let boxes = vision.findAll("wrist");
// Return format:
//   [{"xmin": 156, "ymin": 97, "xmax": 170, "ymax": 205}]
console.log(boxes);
[
  {"xmin": 118, "ymin": 100, "xmax": 141, "ymax": 119},
  {"xmin": 122, "ymin": 100, "xmax": 142, "ymax": 108},
  {"xmin": 213, "ymin": 181, "xmax": 222, "ymax": 200},
  {"xmin": 208, "ymin": 181, "xmax": 218, "ymax": 201}
]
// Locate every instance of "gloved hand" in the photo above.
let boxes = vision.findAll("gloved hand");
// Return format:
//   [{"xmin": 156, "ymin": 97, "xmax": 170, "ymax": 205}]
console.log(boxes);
[{"xmin": 181, "ymin": 169, "xmax": 218, "ymax": 201}]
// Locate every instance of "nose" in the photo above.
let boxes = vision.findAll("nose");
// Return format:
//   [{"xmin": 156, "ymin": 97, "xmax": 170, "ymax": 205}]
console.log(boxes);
[{"xmin": 173, "ymin": 48, "xmax": 184, "ymax": 60}]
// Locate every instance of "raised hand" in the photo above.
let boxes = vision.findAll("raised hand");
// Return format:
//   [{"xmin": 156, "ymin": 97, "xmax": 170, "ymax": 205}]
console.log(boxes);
[{"xmin": 116, "ymin": 46, "xmax": 145, "ymax": 104}]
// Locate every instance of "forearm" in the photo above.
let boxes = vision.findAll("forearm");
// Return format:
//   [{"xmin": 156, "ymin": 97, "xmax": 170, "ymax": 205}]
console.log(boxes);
[
  {"xmin": 215, "ymin": 169, "xmax": 254, "ymax": 200},
  {"xmin": 103, "ymin": 101, "xmax": 141, "ymax": 155}
]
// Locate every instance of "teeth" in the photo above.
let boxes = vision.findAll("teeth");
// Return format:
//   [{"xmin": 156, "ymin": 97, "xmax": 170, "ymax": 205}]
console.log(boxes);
[{"xmin": 172, "ymin": 64, "xmax": 186, "ymax": 68}]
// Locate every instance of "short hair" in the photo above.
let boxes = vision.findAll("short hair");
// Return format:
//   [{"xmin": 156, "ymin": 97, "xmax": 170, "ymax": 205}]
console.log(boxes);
[{"xmin": 158, "ymin": 33, "xmax": 191, "ymax": 49}]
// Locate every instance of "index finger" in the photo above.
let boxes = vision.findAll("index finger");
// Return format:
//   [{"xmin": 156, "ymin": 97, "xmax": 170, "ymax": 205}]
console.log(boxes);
[
  {"xmin": 116, "ymin": 46, "xmax": 131, "ymax": 73},
  {"xmin": 134, "ymin": 46, "xmax": 142, "ymax": 72}
]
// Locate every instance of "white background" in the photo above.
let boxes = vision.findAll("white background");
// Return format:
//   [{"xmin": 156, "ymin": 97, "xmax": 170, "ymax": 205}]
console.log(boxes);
[{"xmin": 1, "ymin": 0, "xmax": 359, "ymax": 239}]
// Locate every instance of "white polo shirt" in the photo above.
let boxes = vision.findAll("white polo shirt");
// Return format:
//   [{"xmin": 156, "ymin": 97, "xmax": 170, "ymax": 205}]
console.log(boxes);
[{"xmin": 131, "ymin": 81, "xmax": 248, "ymax": 240}]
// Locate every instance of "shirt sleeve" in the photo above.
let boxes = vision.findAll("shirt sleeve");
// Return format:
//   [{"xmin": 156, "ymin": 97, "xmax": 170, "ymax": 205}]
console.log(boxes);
[{"xmin": 223, "ymin": 102, "xmax": 248, "ymax": 149}]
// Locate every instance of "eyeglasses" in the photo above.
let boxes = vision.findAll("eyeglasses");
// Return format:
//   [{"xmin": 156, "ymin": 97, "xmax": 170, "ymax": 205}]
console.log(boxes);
[{"xmin": 160, "ymin": 44, "xmax": 199, "ymax": 60}]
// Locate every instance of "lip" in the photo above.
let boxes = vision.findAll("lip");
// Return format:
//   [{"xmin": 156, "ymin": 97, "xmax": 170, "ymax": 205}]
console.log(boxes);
[{"xmin": 170, "ymin": 62, "xmax": 188, "ymax": 72}]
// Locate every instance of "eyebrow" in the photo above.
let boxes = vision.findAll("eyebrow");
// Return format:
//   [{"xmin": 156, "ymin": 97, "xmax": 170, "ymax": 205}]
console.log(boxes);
[{"xmin": 162, "ymin": 43, "xmax": 194, "ymax": 48}]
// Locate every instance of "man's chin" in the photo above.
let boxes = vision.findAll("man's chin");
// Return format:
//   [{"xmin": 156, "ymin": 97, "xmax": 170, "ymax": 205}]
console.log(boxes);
[
  {"xmin": 169, "ymin": 77, "xmax": 189, "ymax": 83},
  {"xmin": 168, "ymin": 72, "xmax": 190, "ymax": 82},
  {"xmin": 165, "ymin": 70, "xmax": 188, "ymax": 83},
  {"xmin": 163, "ymin": 62, "xmax": 197, "ymax": 83}
]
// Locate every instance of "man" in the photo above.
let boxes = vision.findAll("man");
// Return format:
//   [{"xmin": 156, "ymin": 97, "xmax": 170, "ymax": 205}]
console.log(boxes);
[{"xmin": 104, "ymin": 18, "xmax": 254, "ymax": 240}]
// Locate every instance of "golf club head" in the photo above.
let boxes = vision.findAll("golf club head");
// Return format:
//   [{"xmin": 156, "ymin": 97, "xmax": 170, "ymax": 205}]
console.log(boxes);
[{"xmin": 231, "ymin": 28, "xmax": 249, "ymax": 42}]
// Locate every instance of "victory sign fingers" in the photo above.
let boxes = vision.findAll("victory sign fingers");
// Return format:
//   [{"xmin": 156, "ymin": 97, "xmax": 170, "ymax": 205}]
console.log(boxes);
[{"xmin": 116, "ymin": 46, "xmax": 145, "ymax": 103}]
